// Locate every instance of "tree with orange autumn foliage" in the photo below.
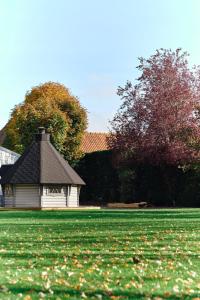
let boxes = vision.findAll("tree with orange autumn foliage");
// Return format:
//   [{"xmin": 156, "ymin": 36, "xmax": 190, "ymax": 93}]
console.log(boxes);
[{"xmin": 4, "ymin": 82, "xmax": 87, "ymax": 163}]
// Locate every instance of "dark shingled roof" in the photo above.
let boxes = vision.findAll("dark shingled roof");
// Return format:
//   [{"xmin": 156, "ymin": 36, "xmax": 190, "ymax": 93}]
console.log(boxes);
[
  {"xmin": 0, "ymin": 164, "xmax": 13, "ymax": 177},
  {"xmin": 1, "ymin": 128, "xmax": 85, "ymax": 185}
]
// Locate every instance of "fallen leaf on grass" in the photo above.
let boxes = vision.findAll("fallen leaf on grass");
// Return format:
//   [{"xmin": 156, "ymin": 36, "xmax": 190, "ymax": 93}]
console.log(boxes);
[
  {"xmin": 132, "ymin": 256, "xmax": 140, "ymax": 264},
  {"xmin": 23, "ymin": 296, "xmax": 32, "ymax": 300}
]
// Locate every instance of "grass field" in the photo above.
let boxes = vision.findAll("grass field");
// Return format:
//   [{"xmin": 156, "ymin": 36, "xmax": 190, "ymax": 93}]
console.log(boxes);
[{"xmin": 0, "ymin": 209, "xmax": 200, "ymax": 300}]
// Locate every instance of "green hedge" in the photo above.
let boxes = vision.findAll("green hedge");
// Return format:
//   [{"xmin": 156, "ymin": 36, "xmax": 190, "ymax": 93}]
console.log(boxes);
[
  {"xmin": 75, "ymin": 151, "xmax": 200, "ymax": 207},
  {"xmin": 75, "ymin": 151, "xmax": 120, "ymax": 205}
]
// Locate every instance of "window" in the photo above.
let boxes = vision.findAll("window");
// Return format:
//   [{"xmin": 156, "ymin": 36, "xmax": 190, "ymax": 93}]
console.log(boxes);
[
  {"xmin": 47, "ymin": 186, "xmax": 63, "ymax": 195},
  {"xmin": 4, "ymin": 185, "xmax": 14, "ymax": 197}
]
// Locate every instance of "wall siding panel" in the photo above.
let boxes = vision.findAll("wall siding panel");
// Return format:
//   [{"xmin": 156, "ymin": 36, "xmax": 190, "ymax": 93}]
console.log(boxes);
[
  {"xmin": 68, "ymin": 185, "xmax": 79, "ymax": 207},
  {"xmin": 4, "ymin": 196, "xmax": 14, "ymax": 207},
  {"xmin": 41, "ymin": 186, "xmax": 67, "ymax": 208},
  {"xmin": 41, "ymin": 196, "xmax": 67, "ymax": 207},
  {"xmin": 15, "ymin": 185, "xmax": 40, "ymax": 207}
]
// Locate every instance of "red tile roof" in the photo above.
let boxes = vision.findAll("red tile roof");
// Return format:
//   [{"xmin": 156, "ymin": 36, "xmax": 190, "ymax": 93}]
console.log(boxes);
[{"xmin": 80, "ymin": 132, "xmax": 109, "ymax": 153}]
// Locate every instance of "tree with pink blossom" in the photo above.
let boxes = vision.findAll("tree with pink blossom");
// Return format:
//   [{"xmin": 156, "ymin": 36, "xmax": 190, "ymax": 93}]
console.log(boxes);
[
  {"xmin": 109, "ymin": 49, "xmax": 200, "ymax": 206},
  {"xmin": 109, "ymin": 49, "xmax": 200, "ymax": 166}
]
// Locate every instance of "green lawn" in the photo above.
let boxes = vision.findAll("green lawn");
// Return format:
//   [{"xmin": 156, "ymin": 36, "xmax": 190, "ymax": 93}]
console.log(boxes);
[{"xmin": 0, "ymin": 209, "xmax": 200, "ymax": 300}]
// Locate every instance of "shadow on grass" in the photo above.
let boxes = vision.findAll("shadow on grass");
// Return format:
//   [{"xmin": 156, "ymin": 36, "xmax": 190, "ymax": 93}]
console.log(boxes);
[
  {"xmin": 0, "ymin": 209, "xmax": 200, "ymax": 221},
  {"xmin": 3, "ymin": 285, "xmax": 200, "ymax": 300},
  {"xmin": 0, "ymin": 249, "xmax": 199, "ymax": 262}
]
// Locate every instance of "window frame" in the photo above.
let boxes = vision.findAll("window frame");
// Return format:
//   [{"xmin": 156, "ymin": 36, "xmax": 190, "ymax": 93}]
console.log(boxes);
[{"xmin": 46, "ymin": 185, "xmax": 64, "ymax": 196}]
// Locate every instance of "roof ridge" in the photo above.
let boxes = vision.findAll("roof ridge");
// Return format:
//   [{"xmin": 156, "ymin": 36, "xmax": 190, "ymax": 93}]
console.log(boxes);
[
  {"xmin": 85, "ymin": 131, "xmax": 109, "ymax": 135},
  {"xmin": 47, "ymin": 142, "xmax": 85, "ymax": 185},
  {"xmin": 48, "ymin": 142, "xmax": 73, "ymax": 181}
]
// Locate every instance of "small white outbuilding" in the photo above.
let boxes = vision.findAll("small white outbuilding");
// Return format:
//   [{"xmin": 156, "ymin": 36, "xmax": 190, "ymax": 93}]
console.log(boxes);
[{"xmin": 0, "ymin": 128, "xmax": 85, "ymax": 208}]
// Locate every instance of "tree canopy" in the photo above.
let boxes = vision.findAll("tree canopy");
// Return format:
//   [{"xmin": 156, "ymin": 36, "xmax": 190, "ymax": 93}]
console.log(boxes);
[
  {"xmin": 3, "ymin": 82, "xmax": 88, "ymax": 163},
  {"xmin": 109, "ymin": 49, "xmax": 200, "ymax": 166}
]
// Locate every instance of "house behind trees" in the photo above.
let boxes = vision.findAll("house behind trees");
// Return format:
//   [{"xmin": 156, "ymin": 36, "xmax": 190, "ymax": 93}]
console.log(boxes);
[{"xmin": 0, "ymin": 147, "xmax": 20, "ymax": 204}]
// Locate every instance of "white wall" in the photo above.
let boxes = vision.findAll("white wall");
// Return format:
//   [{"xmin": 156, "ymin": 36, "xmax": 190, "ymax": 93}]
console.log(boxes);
[
  {"xmin": 42, "ymin": 185, "xmax": 80, "ymax": 208},
  {"xmin": 41, "ymin": 186, "xmax": 67, "ymax": 208},
  {"xmin": 3, "ymin": 184, "xmax": 80, "ymax": 208},
  {"xmin": 4, "ymin": 195, "xmax": 14, "ymax": 207},
  {"xmin": 67, "ymin": 185, "xmax": 79, "ymax": 207},
  {"xmin": 15, "ymin": 185, "xmax": 40, "ymax": 208}
]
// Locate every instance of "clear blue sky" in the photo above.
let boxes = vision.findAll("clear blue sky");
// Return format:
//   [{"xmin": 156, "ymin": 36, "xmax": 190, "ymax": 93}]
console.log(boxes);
[{"xmin": 0, "ymin": 0, "xmax": 200, "ymax": 132}]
